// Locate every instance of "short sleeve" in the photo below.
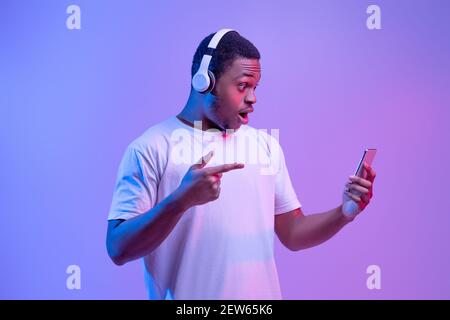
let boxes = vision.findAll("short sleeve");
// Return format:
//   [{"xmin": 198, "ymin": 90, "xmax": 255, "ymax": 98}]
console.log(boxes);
[
  {"xmin": 273, "ymin": 143, "xmax": 301, "ymax": 215},
  {"xmin": 108, "ymin": 146, "xmax": 158, "ymax": 221}
]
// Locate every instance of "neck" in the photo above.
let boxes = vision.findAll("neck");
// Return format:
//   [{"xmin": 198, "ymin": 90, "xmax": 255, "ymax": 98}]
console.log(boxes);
[{"xmin": 177, "ymin": 91, "xmax": 224, "ymax": 132}]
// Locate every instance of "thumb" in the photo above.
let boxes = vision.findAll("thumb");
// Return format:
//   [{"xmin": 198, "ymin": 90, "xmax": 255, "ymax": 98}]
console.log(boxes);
[{"xmin": 191, "ymin": 150, "xmax": 214, "ymax": 170}]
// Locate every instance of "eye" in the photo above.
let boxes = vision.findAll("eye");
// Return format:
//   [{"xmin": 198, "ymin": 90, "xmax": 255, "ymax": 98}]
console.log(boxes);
[{"xmin": 238, "ymin": 83, "xmax": 248, "ymax": 91}]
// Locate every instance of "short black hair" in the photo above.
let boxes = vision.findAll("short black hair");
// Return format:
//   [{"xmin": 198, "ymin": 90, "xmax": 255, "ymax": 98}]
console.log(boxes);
[{"xmin": 191, "ymin": 31, "xmax": 260, "ymax": 84}]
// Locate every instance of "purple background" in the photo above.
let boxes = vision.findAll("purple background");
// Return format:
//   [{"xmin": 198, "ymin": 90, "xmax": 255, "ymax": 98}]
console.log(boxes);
[{"xmin": 1, "ymin": 0, "xmax": 449, "ymax": 299}]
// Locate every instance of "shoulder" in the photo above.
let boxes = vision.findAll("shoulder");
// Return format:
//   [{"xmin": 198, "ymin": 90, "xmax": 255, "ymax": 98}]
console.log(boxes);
[{"xmin": 128, "ymin": 117, "xmax": 178, "ymax": 156}]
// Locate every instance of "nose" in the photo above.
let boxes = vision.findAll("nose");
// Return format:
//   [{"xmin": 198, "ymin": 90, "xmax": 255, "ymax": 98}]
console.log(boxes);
[{"xmin": 245, "ymin": 88, "xmax": 257, "ymax": 105}]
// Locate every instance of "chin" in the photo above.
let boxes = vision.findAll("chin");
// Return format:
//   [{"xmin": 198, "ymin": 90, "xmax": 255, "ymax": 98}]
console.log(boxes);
[
  {"xmin": 226, "ymin": 122, "xmax": 242, "ymax": 131},
  {"xmin": 214, "ymin": 117, "xmax": 242, "ymax": 132}
]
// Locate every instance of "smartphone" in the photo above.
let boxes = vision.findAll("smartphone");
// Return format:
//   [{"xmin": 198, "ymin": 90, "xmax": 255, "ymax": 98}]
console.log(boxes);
[{"xmin": 354, "ymin": 148, "xmax": 377, "ymax": 177}]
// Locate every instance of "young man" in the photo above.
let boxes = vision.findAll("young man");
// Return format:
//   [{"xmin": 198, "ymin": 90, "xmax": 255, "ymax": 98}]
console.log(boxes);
[{"xmin": 106, "ymin": 30, "xmax": 376, "ymax": 300}]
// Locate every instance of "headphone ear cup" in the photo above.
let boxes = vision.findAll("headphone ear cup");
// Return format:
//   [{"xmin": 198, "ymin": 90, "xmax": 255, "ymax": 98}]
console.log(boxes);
[
  {"xmin": 205, "ymin": 70, "xmax": 216, "ymax": 94},
  {"xmin": 192, "ymin": 72, "xmax": 210, "ymax": 93}
]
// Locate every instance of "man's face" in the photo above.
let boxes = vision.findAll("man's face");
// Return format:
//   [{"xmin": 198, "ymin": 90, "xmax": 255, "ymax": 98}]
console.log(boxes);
[{"xmin": 205, "ymin": 58, "xmax": 261, "ymax": 131}]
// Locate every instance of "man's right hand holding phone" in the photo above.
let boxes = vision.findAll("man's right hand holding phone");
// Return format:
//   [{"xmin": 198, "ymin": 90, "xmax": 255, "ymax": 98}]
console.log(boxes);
[{"xmin": 342, "ymin": 162, "xmax": 377, "ymax": 219}]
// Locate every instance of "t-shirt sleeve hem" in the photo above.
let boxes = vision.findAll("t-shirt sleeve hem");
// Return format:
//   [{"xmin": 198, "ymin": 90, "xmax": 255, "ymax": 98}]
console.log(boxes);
[
  {"xmin": 274, "ymin": 200, "xmax": 302, "ymax": 215},
  {"xmin": 108, "ymin": 211, "xmax": 140, "ymax": 221}
]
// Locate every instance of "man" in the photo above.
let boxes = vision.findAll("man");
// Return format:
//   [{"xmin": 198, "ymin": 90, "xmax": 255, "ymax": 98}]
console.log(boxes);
[{"xmin": 106, "ymin": 30, "xmax": 376, "ymax": 300}]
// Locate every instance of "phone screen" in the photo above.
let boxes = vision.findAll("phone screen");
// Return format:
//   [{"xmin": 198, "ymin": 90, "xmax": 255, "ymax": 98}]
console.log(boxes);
[{"xmin": 355, "ymin": 148, "xmax": 377, "ymax": 177}]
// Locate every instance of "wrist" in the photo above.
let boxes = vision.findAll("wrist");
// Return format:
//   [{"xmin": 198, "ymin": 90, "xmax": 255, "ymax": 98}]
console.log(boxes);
[{"xmin": 171, "ymin": 187, "xmax": 193, "ymax": 213}]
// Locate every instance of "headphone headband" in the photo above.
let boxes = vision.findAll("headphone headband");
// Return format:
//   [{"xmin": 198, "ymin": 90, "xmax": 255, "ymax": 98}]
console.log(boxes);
[
  {"xmin": 207, "ymin": 28, "xmax": 234, "ymax": 50},
  {"xmin": 192, "ymin": 28, "xmax": 235, "ymax": 93}
]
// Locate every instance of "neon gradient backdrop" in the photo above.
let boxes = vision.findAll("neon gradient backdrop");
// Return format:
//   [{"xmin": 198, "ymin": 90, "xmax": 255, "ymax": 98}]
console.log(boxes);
[{"xmin": 1, "ymin": 0, "xmax": 449, "ymax": 299}]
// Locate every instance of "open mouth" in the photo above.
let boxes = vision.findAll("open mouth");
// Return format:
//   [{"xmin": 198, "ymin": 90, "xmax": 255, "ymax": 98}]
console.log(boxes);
[
  {"xmin": 239, "ymin": 112, "xmax": 249, "ymax": 120},
  {"xmin": 238, "ymin": 109, "xmax": 252, "ymax": 124}
]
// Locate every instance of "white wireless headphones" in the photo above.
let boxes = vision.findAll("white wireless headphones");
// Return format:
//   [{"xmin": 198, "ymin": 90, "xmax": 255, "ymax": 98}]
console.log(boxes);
[{"xmin": 191, "ymin": 28, "xmax": 235, "ymax": 94}]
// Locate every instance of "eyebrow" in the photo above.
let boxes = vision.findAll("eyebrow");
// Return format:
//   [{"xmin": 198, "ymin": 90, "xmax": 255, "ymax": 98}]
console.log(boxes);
[{"xmin": 234, "ymin": 72, "xmax": 257, "ymax": 80}]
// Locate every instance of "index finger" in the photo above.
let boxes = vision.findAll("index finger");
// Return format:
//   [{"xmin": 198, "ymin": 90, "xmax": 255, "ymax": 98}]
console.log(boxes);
[
  {"xmin": 205, "ymin": 163, "xmax": 245, "ymax": 175},
  {"xmin": 349, "ymin": 175, "xmax": 372, "ymax": 188}
]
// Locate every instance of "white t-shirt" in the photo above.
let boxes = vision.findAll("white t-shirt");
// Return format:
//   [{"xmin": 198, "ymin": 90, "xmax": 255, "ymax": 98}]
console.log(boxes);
[{"xmin": 108, "ymin": 116, "xmax": 301, "ymax": 300}]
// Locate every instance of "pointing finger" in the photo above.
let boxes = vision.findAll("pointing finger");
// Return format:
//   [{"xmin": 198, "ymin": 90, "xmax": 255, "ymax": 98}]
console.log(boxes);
[{"xmin": 205, "ymin": 163, "xmax": 245, "ymax": 175}]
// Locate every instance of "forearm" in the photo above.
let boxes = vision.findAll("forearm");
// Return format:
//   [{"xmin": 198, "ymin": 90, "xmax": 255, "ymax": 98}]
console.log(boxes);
[
  {"xmin": 290, "ymin": 205, "xmax": 352, "ymax": 251},
  {"xmin": 107, "ymin": 189, "xmax": 189, "ymax": 265}
]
